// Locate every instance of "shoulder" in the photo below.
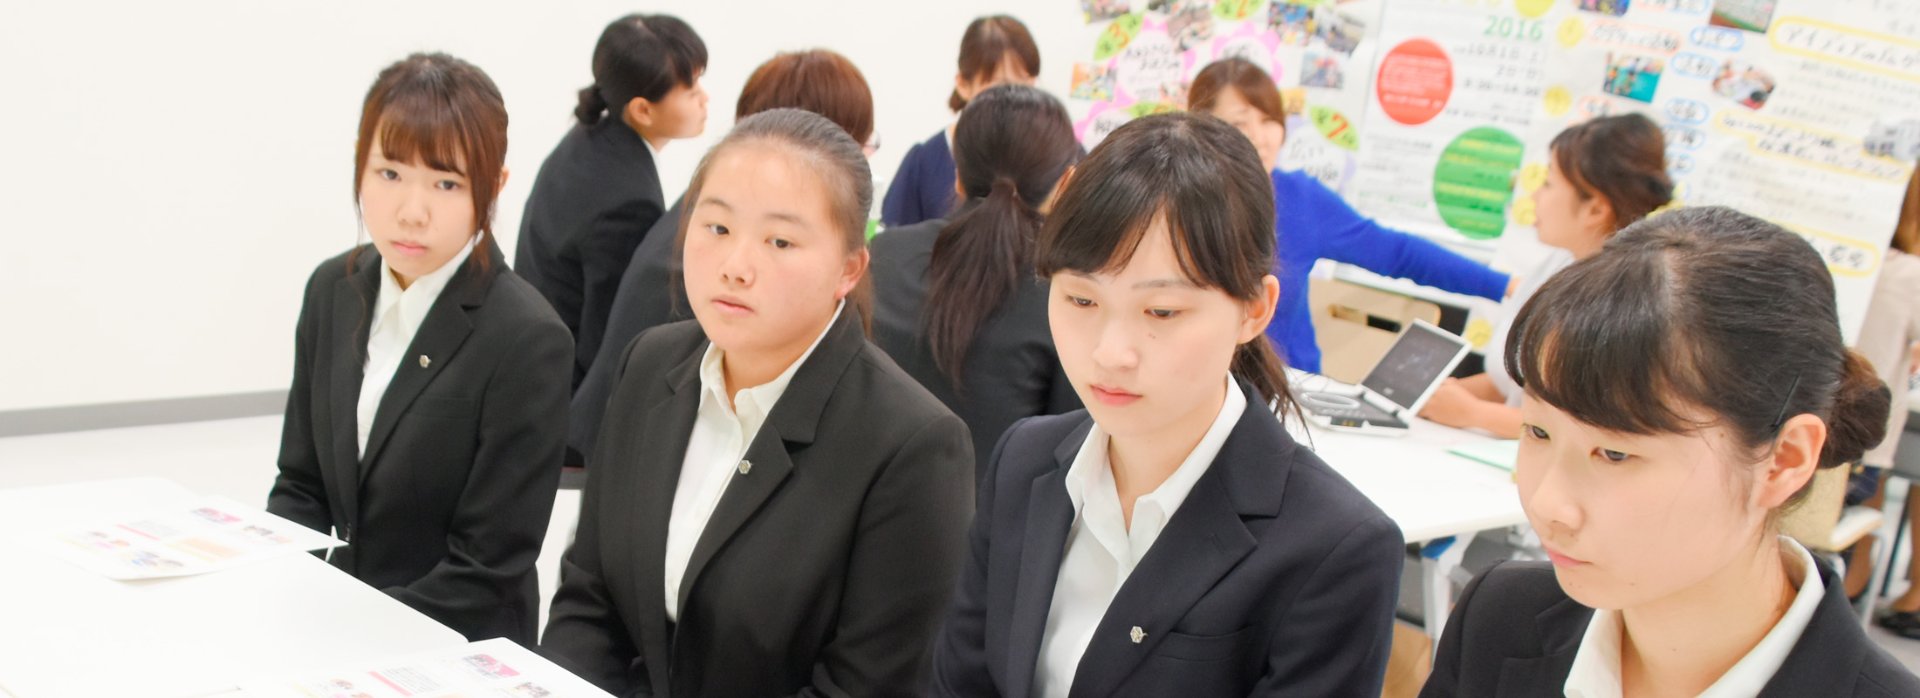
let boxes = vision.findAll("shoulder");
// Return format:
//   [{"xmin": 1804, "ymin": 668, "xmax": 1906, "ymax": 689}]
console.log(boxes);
[
  {"xmin": 479, "ymin": 268, "xmax": 568, "ymax": 332},
  {"xmin": 841, "ymin": 342, "xmax": 962, "ymax": 428},
  {"xmin": 1450, "ymin": 560, "xmax": 1586, "ymax": 648},
  {"xmin": 629, "ymin": 318, "xmax": 707, "ymax": 362},
  {"xmin": 304, "ymin": 245, "xmax": 375, "ymax": 299},
  {"xmin": 994, "ymin": 410, "xmax": 1092, "ymax": 474},
  {"xmin": 1880, "ymin": 250, "xmax": 1920, "ymax": 287},
  {"xmin": 870, "ymin": 219, "xmax": 945, "ymax": 260}
]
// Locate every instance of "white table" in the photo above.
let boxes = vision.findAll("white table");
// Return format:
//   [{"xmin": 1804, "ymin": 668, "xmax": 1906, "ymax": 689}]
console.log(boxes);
[
  {"xmin": 0, "ymin": 477, "xmax": 464, "ymax": 698},
  {"xmin": 1281, "ymin": 377, "xmax": 1528, "ymax": 642}
]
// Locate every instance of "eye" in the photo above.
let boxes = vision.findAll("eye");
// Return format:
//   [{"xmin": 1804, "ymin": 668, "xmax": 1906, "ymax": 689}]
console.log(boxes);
[
  {"xmin": 376, "ymin": 168, "xmax": 399, "ymax": 181},
  {"xmin": 1598, "ymin": 449, "xmax": 1632, "ymax": 463},
  {"xmin": 1147, "ymin": 308, "xmax": 1180, "ymax": 319},
  {"xmin": 435, "ymin": 179, "xmax": 462, "ymax": 191},
  {"xmin": 770, "ymin": 238, "xmax": 792, "ymax": 250},
  {"xmin": 705, "ymin": 224, "xmax": 729, "ymax": 236},
  {"xmin": 1523, "ymin": 424, "xmax": 1550, "ymax": 441},
  {"xmin": 1065, "ymin": 295, "xmax": 1095, "ymax": 308}
]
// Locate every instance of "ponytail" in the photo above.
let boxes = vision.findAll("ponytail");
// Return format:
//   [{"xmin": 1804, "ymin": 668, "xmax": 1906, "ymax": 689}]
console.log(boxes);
[
  {"xmin": 575, "ymin": 85, "xmax": 609, "ymax": 125},
  {"xmin": 1233, "ymin": 338, "xmax": 1301, "ymax": 423},
  {"xmin": 922, "ymin": 85, "xmax": 1080, "ymax": 388}
]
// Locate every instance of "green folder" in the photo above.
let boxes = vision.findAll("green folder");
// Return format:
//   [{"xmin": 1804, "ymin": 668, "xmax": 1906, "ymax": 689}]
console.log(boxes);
[{"xmin": 1449, "ymin": 439, "xmax": 1519, "ymax": 471}]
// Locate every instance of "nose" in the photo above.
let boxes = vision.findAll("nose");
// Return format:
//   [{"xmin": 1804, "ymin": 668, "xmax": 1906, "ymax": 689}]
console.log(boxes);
[
  {"xmin": 1522, "ymin": 445, "xmax": 1584, "ymax": 537},
  {"xmin": 714, "ymin": 236, "xmax": 755, "ymax": 288},
  {"xmin": 1089, "ymin": 315, "xmax": 1140, "ymax": 374},
  {"xmin": 396, "ymin": 183, "xmax": 430, "ymax": 229}
]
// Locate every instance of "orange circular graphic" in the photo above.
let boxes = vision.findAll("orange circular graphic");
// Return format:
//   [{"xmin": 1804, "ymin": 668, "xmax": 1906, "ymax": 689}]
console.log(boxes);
[{"xmin": 1376, "ymin": 39, "xmax": 1453, "ymax": 126}]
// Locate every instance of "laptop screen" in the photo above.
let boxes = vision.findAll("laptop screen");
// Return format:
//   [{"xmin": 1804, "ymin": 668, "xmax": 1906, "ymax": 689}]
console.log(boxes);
[{"xmin": 1361, "ymin": 321, "xmax": 1469, "ymax": 411}]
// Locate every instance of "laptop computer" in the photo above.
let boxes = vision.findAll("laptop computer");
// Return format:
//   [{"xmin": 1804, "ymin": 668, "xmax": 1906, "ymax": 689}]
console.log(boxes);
[{"xmin": 1301, "ymin": 319, "xmax": 1472, "ymax": 436}]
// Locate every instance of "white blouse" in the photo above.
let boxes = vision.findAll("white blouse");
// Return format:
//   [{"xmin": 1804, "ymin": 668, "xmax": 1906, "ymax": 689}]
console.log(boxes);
[{"xmin": 357, "ymin": 237, "xmax": 476, "ymax": 456}]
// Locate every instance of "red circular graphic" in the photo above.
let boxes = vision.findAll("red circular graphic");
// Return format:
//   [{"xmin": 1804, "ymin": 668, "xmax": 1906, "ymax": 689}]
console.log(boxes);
[{"xmin": 1376, "ymin": 39, "xmax": 1453, "ymax": 126}]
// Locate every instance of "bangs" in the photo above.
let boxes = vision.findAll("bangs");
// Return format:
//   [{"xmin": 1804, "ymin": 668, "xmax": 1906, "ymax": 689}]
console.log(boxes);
[
  {"xmin": 1040, "ymin": 199, "xmax": 1214, "ymax": 290},
  {"xmin": 1505, "ymin": 248, "xmax": 1710, "ymax": 435},
  {"xmin": 374, "ymin": 88, "xmax": 473, "ymax": 176}
]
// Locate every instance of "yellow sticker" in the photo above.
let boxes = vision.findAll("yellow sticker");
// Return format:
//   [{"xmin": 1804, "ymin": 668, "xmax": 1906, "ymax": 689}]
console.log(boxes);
[
  {"xmin": 1511, "ymin": 195, "xmax": 1538, "ymax": 227},
  {"xmin": 1542, "ymin": 86, "xmax": 1572, "ymax": 117},
  {"xmin": 1464, "ymin": 318, "xmax": 1495, "ymax": 349},
  {"xmin": 1514, "ymin": 0, "xmax": 1553, "ymax": 19},
  {"xmin": 1557, "ymin": 16, "xmax": 1585, "ymax": 48},
  {"xmin": 1518, "ymin": 162, "xmax": 1548, "ymax": 194}
]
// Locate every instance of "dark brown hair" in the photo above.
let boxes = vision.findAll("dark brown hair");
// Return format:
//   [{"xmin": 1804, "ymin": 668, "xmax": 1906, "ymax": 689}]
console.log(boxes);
[
  {"xmin": 737, "ymin": 50, "xmax": 875, "ymax": 145},
  {"xmin": 1550, "ymin": 113, "xmax": 1674, "ymax": 231},
  {"xmin": 354, "ymin": 52, "xmax": 507, "ymax": 276},
  {"xmin": 1506, "ymin": 206, "xmax": 1890, "ymax": 507},
  {"xmin": 1037, "ymin": 112, "xmax": 1297, "ymax": 413},
  {"xmin": 677, "ymin": 109, "xmax": 875, "ymax": 329},
  {"xmin": 950, "ymin": 15, "xmax": 1041, "ymax": 112},
  {"xmin": 925, "ymin": 85, "xmax": 1081, "ymax": 385},
  {"xmin": 1188, "ymin": 58, "xmax": 1286, "ymax": 130},
  {"xmin": 575, "ymin": 14, "xmax": 707, "ymax": 125}
]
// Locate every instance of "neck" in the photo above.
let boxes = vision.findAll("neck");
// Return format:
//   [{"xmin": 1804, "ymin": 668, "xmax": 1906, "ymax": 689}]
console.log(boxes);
[
  {"xmin": 621, "ymin": 110, "xmax": 669, "ymax": 153},
  {"xmin": 1105, "ymin": 378, "xmax": 1227, "ymax": 529},
  {"xmin": 718, "ymin": 312, "xmax": 836, "ymax": 403},
  {"xmin": 1567, "ymin": 227, "xmax": 1611, "ymax": 260},
  {"xmin": 1617, "ymin": 535, "xmax": 1795, "ymax": 697}
]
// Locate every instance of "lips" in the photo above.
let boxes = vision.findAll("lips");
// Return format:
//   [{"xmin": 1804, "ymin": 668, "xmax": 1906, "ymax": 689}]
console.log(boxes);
[
  {"xmin": 710, "ymin": 295, "xmax": 754, "ymax": 316},
  {"xmin": 1089, "ymin": 384, "xmax": 1142, "ymax": 407},
  {"xmin": 389, "ymin": 241, "xmax": 428, "ymax": 256},
  {"xmin": 1543, "ymin": 547, "xmax": 1589, "ymax": 568}
]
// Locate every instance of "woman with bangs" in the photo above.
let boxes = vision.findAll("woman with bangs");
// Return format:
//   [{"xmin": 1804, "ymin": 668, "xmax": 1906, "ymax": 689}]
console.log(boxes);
[
  {"xmin": 268, "ymin": 53, "xmax": 571, "ymax": 645},
  {"xmin": 931, "ymin": 113, "xmax": 1403, "ymax": 697},
  {"xmin": 882, "ymin": 14, "xmax": 1042, "ymax": 228},
  {"xmin": 572, "ymin": 48, "xmax": 877, "ymax": 464},
  {"xmin": 1421, "ymin": 207, "xmax": 1920, "ymax": 696}
]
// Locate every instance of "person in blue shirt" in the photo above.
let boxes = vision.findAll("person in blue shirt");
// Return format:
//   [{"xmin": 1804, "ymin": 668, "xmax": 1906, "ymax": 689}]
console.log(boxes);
[
  {"xmin": 1188, "ymin": 58, "xmax": 1511, "ymax": 374},
  {"xmin": 881, "ymin": 15, "xmax": 1041, "ymax": 229}
]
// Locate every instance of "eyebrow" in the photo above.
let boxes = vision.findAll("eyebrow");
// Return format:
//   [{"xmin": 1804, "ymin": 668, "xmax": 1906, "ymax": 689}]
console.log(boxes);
[
  {"xmin": 696, "ymin": 196, "xmax": 809, "ymax": 227},
  {"xmin": 1062, "ymin": 271, "xmax": 1202, "ymax": 291}
]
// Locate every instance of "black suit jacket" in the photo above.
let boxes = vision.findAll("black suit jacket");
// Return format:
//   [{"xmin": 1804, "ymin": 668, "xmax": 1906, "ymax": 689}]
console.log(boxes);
[
  {"xmin": 570, "ymin": 196, "xmax": 692, "ymax": 464},
  {"xmin": 869, "ymin": 219, "xmax": 1081, "ymax": 478},
  {"xmin": 1421, "ymin": 559, "xmax": 1920, "ymax": 697},
  {"xmin": 931, "ymin": 381, "xmax": 1406, "ymax": 697},
  {"xmin": 267, "ymin": 243, "xmax": 571, "ymax": 645},
  {"xmin": 516, "ymin": 118, "xmax": 666, "ymax": 390},
  {"xmin": 540, "ymin": 310, "xmax": 975, "ymax": 697}
]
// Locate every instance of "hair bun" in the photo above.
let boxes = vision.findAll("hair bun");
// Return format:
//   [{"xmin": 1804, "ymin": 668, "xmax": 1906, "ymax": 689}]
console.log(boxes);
[
  {"xmin": 1819, "ymin": 351, "xmax": 1892, "ymax": 469},
  {"xmin": 575, "ymin": 85, "xmax": 609, "ymax": 125}
]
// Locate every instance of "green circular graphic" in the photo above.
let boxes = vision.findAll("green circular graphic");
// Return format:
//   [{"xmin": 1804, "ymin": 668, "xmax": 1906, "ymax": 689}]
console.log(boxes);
[{"xmin": 1433, "ymin": 126, "xmax": 1524, "ymax": 240}]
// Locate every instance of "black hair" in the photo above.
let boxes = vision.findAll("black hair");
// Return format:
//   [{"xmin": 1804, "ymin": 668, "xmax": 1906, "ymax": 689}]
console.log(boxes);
[{"xmin": 575, "ymin": 14, "xmax": 708, "ymax": 125}]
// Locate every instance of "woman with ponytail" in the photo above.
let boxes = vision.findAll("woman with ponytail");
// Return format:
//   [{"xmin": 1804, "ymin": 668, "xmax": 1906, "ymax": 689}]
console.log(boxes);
[
  {"xmin": 872, "ymin": 84, "xmax": 1083, "ymax": 476},
  {"xmin": 1422, "ymin": 206, "xmax": 1919, "ymax": 696},
  {"xmin": 517, "ymin": 14, "xmax": 707, "ymax": 404},
  {"xmin": 931, "ymin": 113, "xmax": 1404, "ymax": 697}
]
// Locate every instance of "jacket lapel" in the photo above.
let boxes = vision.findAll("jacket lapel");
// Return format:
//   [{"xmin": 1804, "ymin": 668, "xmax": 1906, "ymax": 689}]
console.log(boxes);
[
  {"xmin": 1495, "ymin": 596, "xmax": 1589, "ymax": 697},
  {"xmin": 633, "ymin": 346, "xmax": 704, "ymax": 697},
  {"xmin": 358, "ymin": 246, "xmax": 497, "ymax": 474},
  {"xmin": 1066, "ymin": 380, "xmax": 1277, "ymax": 698},
  {"xmin": 1758, "ymin": 557, "xmax": 1868, "ymax": 697},
  {"xmin": 1002, "ymin": 426, "xmax": 1083, "ymax": 698},
  {"xmin": 673, "ymin": 309, "xmax": 867, "ymax": 629},
  {"xmin": 326, "ymin": 250, "xmax": 379, "ymax": 535}
]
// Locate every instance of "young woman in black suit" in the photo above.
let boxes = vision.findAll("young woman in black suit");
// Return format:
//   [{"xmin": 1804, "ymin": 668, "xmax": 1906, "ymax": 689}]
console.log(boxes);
[
  {"xmin": 517, "ymin": 14, "xmax": 707, "ymax": 395},
  {"xmin": 571, "ymin": 48, "xmax": 877, "ymax": 465},
  {"xmin": 1421, "ymin": 207, "xmax": 1920, "ymax": 697},
  {"xmin": 930, "ymin": 113, "xmax": 1405, "ymax": 697},
  {"xmin": 267, "ymin": 53, "xmax": 572, "ymax": 645},
  {"xmin": 541, "ymin": 109, "xmax": 974, "ymax": 697},
  {"xmin": 871, "ymin": 84, "xmax": 1083, "ymax": 477}
]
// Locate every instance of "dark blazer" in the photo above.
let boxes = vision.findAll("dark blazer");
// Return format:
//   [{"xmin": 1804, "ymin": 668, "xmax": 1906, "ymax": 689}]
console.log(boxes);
[
  {"xmin": 1420, "ymin": 559, "xmax": 1920, "ymax": 697},
  {"xmin": 880, "ymin": 128, "xmax": 958, "ymax": 228},
  {"xmin": 931, "ymin": 380, "xmax": 1406, "ymax": 697},
  {"xmin": 869, "ymin": 218, "xmax": 1080, "ymax": 477},
  {"xmin": 267, "ymin": 243, "xmax": 571, "ymax": 645},
  {"xmin": 516, "ymin": 118, "xmax": 666, "ymax": 390},
  {"xmin": 571, "ymin": 196, "xmax": 692, "ymax": 464},
  {"xmin": 540, "ymin": 309, "xmax": 975, "ymax": 697}
]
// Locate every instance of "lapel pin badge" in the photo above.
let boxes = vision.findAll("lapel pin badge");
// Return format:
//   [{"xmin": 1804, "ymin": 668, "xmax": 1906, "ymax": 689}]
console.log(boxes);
[
  {"xmin": 737, "ymin": 459, "xmax": 753, "ymax": 475},
  {"xmin": 419, "ymin": 355, "xmax": 431, "ymax": 369},
  {"xmin": 1130, "ymin": 626, "xmax": 1146, "ymax": 644}
]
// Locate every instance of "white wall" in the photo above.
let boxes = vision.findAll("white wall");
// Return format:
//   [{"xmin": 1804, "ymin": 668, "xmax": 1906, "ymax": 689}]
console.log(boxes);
[{"xmin": 0, "ymin": 0, "xmax": 1089, "ymax": 411}]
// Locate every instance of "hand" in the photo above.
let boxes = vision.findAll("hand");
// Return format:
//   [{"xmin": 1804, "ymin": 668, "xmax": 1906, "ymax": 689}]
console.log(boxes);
[{"xmin": 1419, "ymin": 378, "xmax": 1483, "ymax": 428}]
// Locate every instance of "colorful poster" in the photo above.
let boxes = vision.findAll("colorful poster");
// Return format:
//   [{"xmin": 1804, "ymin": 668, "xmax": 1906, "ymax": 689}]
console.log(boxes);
[
  {"xmin": 1519, "ymin": 0, "xmax": 1920, "ymax": 340},
  {"xmin": 240, "ymin": 638, "xmax": 614, "ymax": 698}
]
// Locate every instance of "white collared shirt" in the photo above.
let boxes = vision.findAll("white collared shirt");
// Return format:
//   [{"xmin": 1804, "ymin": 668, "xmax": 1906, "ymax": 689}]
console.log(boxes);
[
  {"xmin": 356, "ymin": 237, "xmax": 477, "ymax": 456},
  {"xmin": 1032, "ymin": 374, "xmax": 1247, "ymax": 698},
  {"xmin": 663, "ymin": 303, "xmax": 844, "ymax": 621},
  {"xmin": 1563, "ymin": 536, "xmax": 1825, "ymax": 698}
]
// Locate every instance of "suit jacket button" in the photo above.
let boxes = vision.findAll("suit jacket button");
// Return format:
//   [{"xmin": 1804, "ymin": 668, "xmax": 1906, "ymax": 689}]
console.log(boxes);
[
  {"xmin": 1130, "ymin": 626, "xmax": 1146, "ymax": 644},
  {"xmin": 738, "ymin": 460, "xmax": 752, "ymax": 475}
]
